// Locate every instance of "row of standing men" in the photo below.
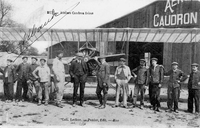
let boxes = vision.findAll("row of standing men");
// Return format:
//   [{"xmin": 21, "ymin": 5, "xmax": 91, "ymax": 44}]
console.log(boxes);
[
  {"xmin": 1, "ymin": 50, "xmax": 65, "ymax": 107},
  {"xmin": 1, "ymin": 51, "xmax": 200, "ymax": 114},
  {"xmin": 94, "ymin": 56, "xmax": 200, "ymax": 114}
]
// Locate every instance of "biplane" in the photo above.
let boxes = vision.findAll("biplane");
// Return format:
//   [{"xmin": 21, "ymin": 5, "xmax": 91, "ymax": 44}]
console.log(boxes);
[{"xmin": 1, "ymin": 27, "xmax": 200, "ymax": 86}]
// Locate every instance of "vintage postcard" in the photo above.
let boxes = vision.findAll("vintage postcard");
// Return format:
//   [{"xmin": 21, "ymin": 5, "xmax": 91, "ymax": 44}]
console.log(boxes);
[{"xmin": 0, "ymin": 0, "xmax": 200, "ymax": 127}]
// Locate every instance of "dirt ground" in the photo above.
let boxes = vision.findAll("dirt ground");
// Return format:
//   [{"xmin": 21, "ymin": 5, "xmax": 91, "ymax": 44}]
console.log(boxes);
[{"xmin": 0, "ymin": 82, "xmax": 200, "ymax": 128}]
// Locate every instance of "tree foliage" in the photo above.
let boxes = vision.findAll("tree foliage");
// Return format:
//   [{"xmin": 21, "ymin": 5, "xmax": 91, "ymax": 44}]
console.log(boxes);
[{"xmin": 0, "ymin": 0, "xmax": 39, "ymax": 56}]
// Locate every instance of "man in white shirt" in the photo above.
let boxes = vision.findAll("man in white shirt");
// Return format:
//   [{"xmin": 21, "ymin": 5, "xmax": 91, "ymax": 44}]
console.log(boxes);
[
  {"xmin": 113, "ymin": 58, "xmax": 132, "ymax": 108},
  {"xmin": 52, "ymin": 50, "xmax": 65, "ymax": 108},
  {"xmin": 33, "ymin": 58, "xmax": 51, "ymax": 106}
]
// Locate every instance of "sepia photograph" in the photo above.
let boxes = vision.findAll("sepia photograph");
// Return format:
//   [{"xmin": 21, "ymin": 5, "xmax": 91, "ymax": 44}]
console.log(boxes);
[{"xmin": 0, "ymin": 0, "xmax": 200, "ymax": 127}]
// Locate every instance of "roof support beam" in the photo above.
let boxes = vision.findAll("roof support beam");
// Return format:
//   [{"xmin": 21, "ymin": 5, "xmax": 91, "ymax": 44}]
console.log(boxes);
[
  {"xmin": 165, "ymin": 29, "xmax": 175, "ymax": 43},
  {"xmin": 173, "ymin": 30, "xmax": 183, "ymax": 43}
]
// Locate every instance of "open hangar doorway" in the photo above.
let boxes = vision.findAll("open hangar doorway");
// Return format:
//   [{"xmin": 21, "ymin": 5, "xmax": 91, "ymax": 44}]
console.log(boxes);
[{"xmin": 128, "ymin": 42, "xmax": 164, "ymax": 70}]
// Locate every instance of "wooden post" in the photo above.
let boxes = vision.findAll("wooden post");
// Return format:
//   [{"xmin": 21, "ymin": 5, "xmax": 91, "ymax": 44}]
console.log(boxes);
[
  {"xmin": 100, "ymin": 42, "xmax": 107, "ymax": 56},
  {"xmin": 51, "ymin": 30, "xmax": 53, "ymax": 59},
  {"xmin": 126, "ymin": 30, "xmax": 129, "ymax": 65}
]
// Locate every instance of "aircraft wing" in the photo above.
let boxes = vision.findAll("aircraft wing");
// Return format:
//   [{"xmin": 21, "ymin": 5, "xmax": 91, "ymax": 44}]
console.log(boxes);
[
  {"xmin": 47, "ymin": 56, "xmax": 75, "ymax": 65},
  {"xmin": 86, "ymin": 53, "xmax": 125, "ymax": 76},
  {"xmin": 95, "ymin": 53, "xmax": 126, "ymax": 62}
]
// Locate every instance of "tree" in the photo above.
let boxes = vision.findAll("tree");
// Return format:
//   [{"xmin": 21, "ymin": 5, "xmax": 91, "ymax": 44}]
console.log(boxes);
[
  {"xmin": 0, "ymin": 41, "xmax": 19, "ymax": 54},
  {"xmin": 40, "ymin": 51, "xmax": 48, "ymax": 56},
  {"xmin": 0, "ymin": 0, "xmax": 12, "ymax": 27},
  {"xmin": 0, "ymin": 0, "xmax": 38, "ymax": 55}
]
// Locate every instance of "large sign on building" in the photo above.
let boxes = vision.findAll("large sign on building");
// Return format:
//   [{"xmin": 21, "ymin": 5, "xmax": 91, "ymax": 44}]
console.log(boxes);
[
  {"xmin": 98, "ymin": 0, "xmax": 200, "ymax": 28},
  {"xmin": 153, "ymin": 0, "xmax": 199, "ymax": 28}
]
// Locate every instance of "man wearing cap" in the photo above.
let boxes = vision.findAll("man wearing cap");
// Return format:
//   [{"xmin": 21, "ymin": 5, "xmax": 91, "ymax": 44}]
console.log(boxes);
[
  {"xmin": 27, "ymin": 57, "xmax": 40, "ymax": 102},
  {"xmin": 187, "ymin": 63, "xmax": 200, "ymax": 114},
  {"xmin": 0, "ymin": 59, "xmax": 16, "ymax": 102},
  {"xmin": 95, "ymin": 56, "xmax": 110, "ymax": 109},
  {"xmin": 33, "ymin": 58, "xmax": 51, "ymax": 106},
  {"xmin": 52, "ymin": 50, "xmax": 65, "ymax": 108},
  {"xmin": 164, "ymin": 62, "xmax": 187, "ymax": 113},
  {"xmin": 113, "ymin": 58, "xmax": 132, "ymax": 108},
  {"xmin": 149, "ymin": 58, "xmax": 164, "ymax": 112},
  {"xmin": 15, "ymin": 56, "xmax": 30, "ymax": 102},
  {"xmin": 69, "ymin": 52, "xmax": 88, "ymax": 107},
  {"xmin": 132, "ymin": 59, "xmax": 149, "ymax": 109}
]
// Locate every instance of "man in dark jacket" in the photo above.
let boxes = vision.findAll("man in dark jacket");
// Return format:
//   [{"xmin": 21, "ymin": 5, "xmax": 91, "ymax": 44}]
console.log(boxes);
[
  {"xmin": 15, "ymin": 56, "xmax": 30, "ymax": 102},
  {"xmin": 132, "ymin": 59, "xmax": 149, "ymax": 109},
  {"xmin": 69, "ymin": 52, "xmax": 88, "ymax": 107},
  {"xmin": 149, "ymin": 58, "xmax": 164, "ymax": 112},
  {"xmin": 0, "ymin": 59, "xmax": 16, "ymax": 102},
  {"xmin": 95, "ymin": 56, "xmax": 110, "ymax": 109},
  {"xmin": 187, "ymin": 63, "xmax": 200, "ymax": 114},
  {"xmin": 164, "ymin": 62, "xmax": 187, "ymax": 113},
  {"xmin": 27, "ymin": 57, "xmax": 39, "ymax": 102}
]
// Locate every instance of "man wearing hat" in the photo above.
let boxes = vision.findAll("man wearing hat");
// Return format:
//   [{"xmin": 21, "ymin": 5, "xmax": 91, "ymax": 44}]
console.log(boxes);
[
  {"xmin": 187, "ymin": 63, "xmax": 200, "ymax": 114},
  {"xmin": 164, "ymin": 62, "xmax": 187, "ymax": 113},
  {"xmin": 113, "ymin": 58, "xmax": 132, "ymax": 108},
  {"xmin": 132, "ymin": 59, "xmax": 149, "ymax": 109},
  {"xmin": 15, "ymin": 56, "xmax": 30, "ymax": 102},
  {"xmin": 95, "ymin": 56, "xmax": 110, "ymax": 109},
  {"xmin": 33, "ymin": 58, "xmax": 51, "ymax": 106},
  {"xmin": 69, "ymin": 52, "xmax": 88, "ymax": 107},
  {"xmin": 52, "ymin": 50, "xmax": 65, "ymax": 108},
  {"xmin": 27, "ymin": 57, "xmax": 40, "ymax": 102},
  {"xmin": 149, "ymin": 57, "xmax": 164, "ymax": 112},
  {"xmin": 0, "ymin": 59, "xmax": 16, "ymax": 102}
]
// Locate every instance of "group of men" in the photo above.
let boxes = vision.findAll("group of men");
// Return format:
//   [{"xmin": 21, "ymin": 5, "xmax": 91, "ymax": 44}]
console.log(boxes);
[
  {"xmin": 1, "ymin": 50, "xmax": 65, "ymax": 108},
  {"xmin": 1, "ymin": 51, "xmax": 200, "ymax": 114},
  {"xmin": 111, "ymin": 57, "xmax": 200, "ymax": 114}
]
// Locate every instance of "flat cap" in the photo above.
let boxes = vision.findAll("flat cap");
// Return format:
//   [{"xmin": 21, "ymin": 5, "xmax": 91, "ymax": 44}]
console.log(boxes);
[
  {"xmin": 171, "ymin": 62, "xmax": 178, "ymax": 65},
  {"xmin": 120, "ymin": 58, "xmax": 126, "ymax": 62},
  {"xmin": 40, "ymin": 58, "xmax": 46, "ymax": 62},
  {"xmin": 22, "ymin": 56, "xmax": 28, "ymax": 59},
  {"xmin": 7, "ymin": 59, "xmax": 13, "ymax": 62},
  {"xmin": 151, "ymin": 58, "xmax": 158, "ymax": 61},
  {"xmin": 76, "ymin": 52, "xmax": 84, "ymax": 57},
  {"xmin": 191, "ymin": 63, "xmax": 199, "ymax": 66},
  {"xmin": 140, "ymin": 59, "xmax": 146, "ymax": 62},
  {"xmin": 31, "ymin": 56, "xmax": 38, "ymax": 61}
]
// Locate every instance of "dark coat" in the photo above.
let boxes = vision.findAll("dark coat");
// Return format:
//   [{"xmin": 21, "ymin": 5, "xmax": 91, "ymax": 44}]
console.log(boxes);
[
  {"xmin": 132, "ymin": 66, "xmax": 149, "ymax": 85},
  {"xmin": 28, "ymin": 63, "xmax": 39, "ymax": 81},
  {"xmin": 165, "ymin": 69, "xmax": 187, "ymax": 88},
  {"xmin": 188, "ymin": 70, "xmax": 200, "ymax": 90},
  {"xmin": 69, "ymin": 59, "xmax": 88, "ymax": 82},
  {"xmin": 0, "ymin": 65, "xmax": 16, "ymax": 83},
  {"xmin": 149, "ymin": 65, "xmax": 164, "ymax": 84},
  {"xmin": 96, "ymin": 62, "xmax": 110, "ymax": 87},
  {"xmin": 16, "ymin": 63, "xmax": 30, "ymax": 80}
]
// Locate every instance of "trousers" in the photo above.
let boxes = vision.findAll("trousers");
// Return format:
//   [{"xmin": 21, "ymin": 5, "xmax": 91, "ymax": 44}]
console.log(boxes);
[
  {"xmin": 3, "ymin": 79, "xmax": 14, "ymax": 100},
  {"xmin": 54, "ymin": 72, "xmax": 65, "ymax": 104},
  {"xmin": 27, "ymin": 80, "xmax": 40, "ymax": 101},
  {"xmin": 38, "ymin": 82, "xmax": 49, "ymax": 101},
  {"xmin": 133, "ymin": 84, "xmax": 146, "ymax": 106},
  {"xmin": 73, "ymin": 74, "xmax": 87, "ymax": 104},
  {"xmin": 167, "ymin": 87, "xmax": 179, "ymax": 110},
  {"xmin": 115, "ymin": 79, "xmax": 129, "ymax": 106},
  {"xmin": 149, "ymin": 82, "xmax": 161, "ymax": 108},
  {"xmin": 188, "ymin": 89, "xmax": 200, "ymax": 113},
  {"xmin": 96, "ymin": 82, "xmax": 109, "ymax": 106},
  {"xmin": 16, "ymin": 78, "xmax": 28, "ymax": 100}
]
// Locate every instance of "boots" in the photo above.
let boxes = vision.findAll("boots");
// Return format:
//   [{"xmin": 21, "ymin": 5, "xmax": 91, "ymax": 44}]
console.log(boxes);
[{"xmin": 99, "ymin": 94, "xmax": 108, "ymax": 109}]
